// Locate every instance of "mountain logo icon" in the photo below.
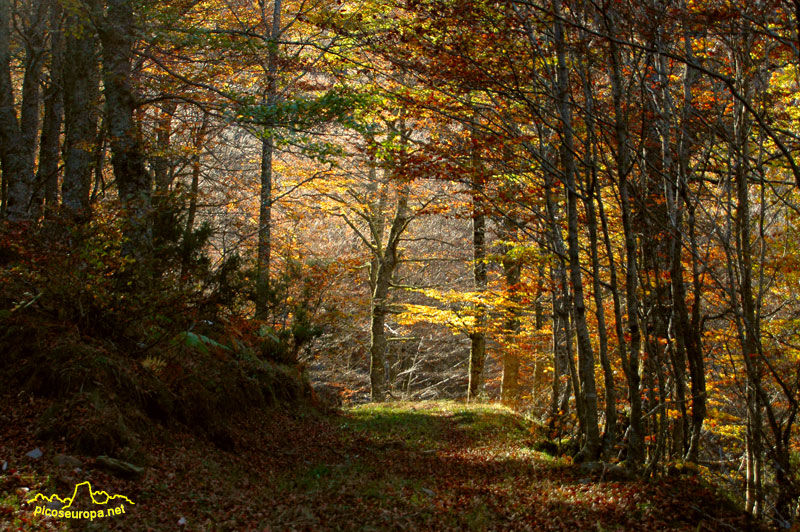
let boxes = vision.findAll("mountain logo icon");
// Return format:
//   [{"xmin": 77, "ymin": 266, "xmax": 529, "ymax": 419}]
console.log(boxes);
[{"xmin": 28, "ymin": 481, "xmax": 134, "ymax": 520}]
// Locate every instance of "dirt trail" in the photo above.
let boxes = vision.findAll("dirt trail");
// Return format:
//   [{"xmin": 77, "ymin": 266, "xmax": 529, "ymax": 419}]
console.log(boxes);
[{"xmin": 2, "ymin": 399, "xmax": 762, "ymax": 531}]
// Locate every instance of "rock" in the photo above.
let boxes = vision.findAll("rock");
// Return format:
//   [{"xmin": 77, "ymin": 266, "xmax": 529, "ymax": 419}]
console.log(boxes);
[
  {"xmin": 578, "ymin": 461, "xmax": 634, "ymax": 480},
  {"xmin": 532, "ymin": 439, "xmax": 559, "ymax": 456},
  {"xmin": 2, "ymin": 461, "xmax": 7, "ymax": 471},
  {"xmin": 25, "ymin": 448, "xmax": 43, "ymax": 460},
  {"xmin": 578, "ymin": 461, "xmax": 603, "ymax": 474},
  {"xmin": 312, "ymin": 384, "xmax": 342, "ymax": 410},
  {"xmin": 178, "ymin": 517, "xmax": 187, "ymax": 526},
  {"xmin": 46, "ymin": 500, "xmax": 64, "ymax": 511},
  {"xmin": 95, "ymin": 455, "xmax": 144, "ymax": 478},
  {"xmin": 54, "ymin": 454, "xmax": 82, "ymax": 469},
  {"xmin": 667, "ymin": 461, "xmax": 700, "ymax": 477}
]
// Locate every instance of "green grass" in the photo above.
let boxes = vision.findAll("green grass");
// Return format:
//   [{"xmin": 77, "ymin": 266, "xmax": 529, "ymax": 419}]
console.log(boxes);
[{"xmin": 344, "ymin": 400, "xmax": 532, "ymax": 449}]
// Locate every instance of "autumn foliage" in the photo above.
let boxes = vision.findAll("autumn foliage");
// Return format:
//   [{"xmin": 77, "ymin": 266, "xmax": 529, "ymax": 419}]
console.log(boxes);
[{"xmin": 1, "ymin": 0, "xmax": 800, "ymax": 528}]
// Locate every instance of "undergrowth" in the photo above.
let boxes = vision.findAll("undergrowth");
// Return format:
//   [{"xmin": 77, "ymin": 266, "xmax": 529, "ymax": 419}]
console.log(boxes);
[{"xmin": 0, "ymin": 213, "xmax": 320, "ymax": 459}]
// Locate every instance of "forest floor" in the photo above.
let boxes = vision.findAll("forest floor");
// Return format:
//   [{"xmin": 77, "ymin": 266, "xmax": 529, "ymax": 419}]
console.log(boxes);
[{"xmin": 1, "ymin": 397, "xmax": 763, "ymax": 531}]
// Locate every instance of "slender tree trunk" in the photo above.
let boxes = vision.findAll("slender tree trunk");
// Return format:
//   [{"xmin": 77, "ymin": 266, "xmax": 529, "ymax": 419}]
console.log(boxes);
[
  {"xmin": 605, "ymin": 20, "xmax": 644, "ymax": 466},
  {"xmin": 255, "ymin": 0, "xmax": 282, "ymax": 318},
  {"xmin": 500, "ymin": 219, "xmax": 521, "ymax": 406},
  {"xmin": 579, "ymin": 61, "xmax": 616, "ymax": 455},
  {"xmin": 545, "ymin": 174, "xmax": 580, "ymax": 431},
  {"xmin": 17, "ymin": 3, "xmax": 45, "ymax": 218},
  {"xmin": 646, "ymin": 337, "xmax": 669, "ymax": 475},
  {"xmin": 153, "ymin": 101, "xmax": 178, "ymax": 194},
  {"xmin": 256, "ymin": 135, "xmax": 274, "ymax": 317},
  {"xmin": 370, "ymin": 183, "xmax": 410, "ymax": 401},
  {"xmin": 0, "ymin": 0, "xmax": 15, "ymax": 219},
  {"xmin": 730, "ymin": 81, "xmax": 765, "ymax": 516},
  {"xmin": 553, "ymin": 0, "xmax": 600, "ymax": 461},
  {"xmin": 468, "ymin": 159, "xmax": 487, "ymax": 401},
  {"xmin": 585, "ymin": 169, "xmax": 616, "ymax": 456},
  {"xmin": 685, "ymin": 196, "xmax": 706, "ymax": 462},
  {"xmin": 744, "ymin": 382, "xmax": 762, "ymax": 516},
  {"xmin": 667, "ymin": 178, "xmax": 704, "ymax": 463},
  {"xmin": 550, "ymin": 287, "xmax": 562, "ymax": 418},
  {"xmin": 650, "ymin": 30, "xmax": 705, "ymax": 463},
  {"xmin": 181, "ymin": 114, "xmax": 208, "ymax": 275},
  {"xmin": 35, "ymin": 0, "xmax": 64, "ymax": 219},
  {"xmin": 618, "ymin": 172, "xmax": 644, "ymax": 466},
  {"xmin": 596, "ymin": 177, "xmax": 630, "ymax": 416}
]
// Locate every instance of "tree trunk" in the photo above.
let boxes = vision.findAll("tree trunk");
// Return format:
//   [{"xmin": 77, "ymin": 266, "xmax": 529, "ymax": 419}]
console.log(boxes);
[
  {"xmin": 370, "ymin": 182, "xmax": 410, "ymax": 401},
  {"xmin": 62, "ymin": 12, "xmax": 99, "ymax": 221},
  {"xmin": 731, "ymin": 85, "xmax": 765, "ymax": 517},
  {"xmin": 99, "ymin": 0, "xmax": 152, "ymax": 258},
  {"xmin": 0, "ymin": 0, "xmax": 37, "ymax": 221},
  {"xmin": 17, "ymin": 2, "xmax": 45, "ymax": 219},
  {"xmin": 256, "ymin": 135, "xmax": 274, "ymax": 318},
  {"xmin": 255, "ymin": 0, "xmax": 282, "ymax": 318},
  {"xmin": 500, "ymin": 219, "xmax": 521, "ymax": 406},
  {"xmin": 605, "ymin": 18, "xmax": 644, "ymax": 466},
  {"xmin": 545, "ymin": 175, "xmax": 580, "ymax": 431},
  {"xmin": 181, "ymin": 114, "xmax": 208, "ymax": 275},
  {"xmin": 34, "ymin": 0, "xmax": 64, "ymax": 219},
  {"xmin": 685, "ymin": 197, "xmax": 706, "ymax": 462},
  {"xmin": 468, "ymin": 160, "xmax": 487, "ymax": 401},
  {"xmin": 153, "ymin": 101, "xmax": 178, "ymax": 194},
  {"xmin": 579, "ymin": 60, "xmax": 616, "ymax": 456},
  {"xmin": 553, "ymin": 0, "xmax": 600, "ymax": 461}
]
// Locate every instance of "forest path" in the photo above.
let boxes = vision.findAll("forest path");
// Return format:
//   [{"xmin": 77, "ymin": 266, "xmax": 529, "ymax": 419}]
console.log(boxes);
[
  {"xmin": 2, "ymin": 399, "xmax": 761, "ymax": 531},
  {"xmin": 258, "ymin": 401, "xmax": 755, "ymax": 531}
]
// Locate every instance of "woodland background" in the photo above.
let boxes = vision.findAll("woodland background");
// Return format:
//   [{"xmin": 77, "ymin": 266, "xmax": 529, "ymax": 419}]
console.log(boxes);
[{"xmin": 1, "ymin": 0, "xmax": 800, "ymax": 529}]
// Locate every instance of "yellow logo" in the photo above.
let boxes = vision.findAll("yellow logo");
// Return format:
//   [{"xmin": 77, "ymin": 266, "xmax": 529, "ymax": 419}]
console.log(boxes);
[{"xmin": 28, "ymin": 481, "xmax": 134, "ymax": 520}]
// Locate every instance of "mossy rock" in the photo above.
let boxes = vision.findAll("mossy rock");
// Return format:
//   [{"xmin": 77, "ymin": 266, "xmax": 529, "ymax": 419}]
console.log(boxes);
[
  {"xmin": 532, "ymin": 439, "xmax": 560, "ymax": 456},
  {"xmin": 36, "ymin": 395, "xmax": 141, "ymax": 456},
  {"xmin": 176, "ymin": 374, "xmax": 218, "ymax": 430}
]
